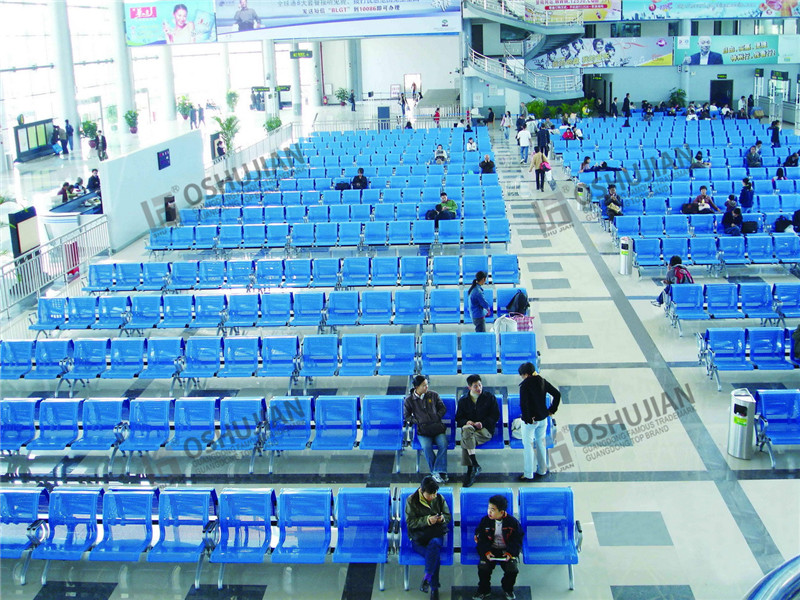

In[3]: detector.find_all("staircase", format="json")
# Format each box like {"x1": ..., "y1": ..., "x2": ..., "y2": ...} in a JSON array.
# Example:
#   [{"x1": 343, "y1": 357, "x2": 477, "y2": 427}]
[{"x1": 463, "y1": 0, "x2": 584, "y2": 36}]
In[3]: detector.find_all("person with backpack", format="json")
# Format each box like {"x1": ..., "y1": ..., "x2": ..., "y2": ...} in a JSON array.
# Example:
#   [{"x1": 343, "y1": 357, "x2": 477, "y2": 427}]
[
  {"x1": 468, "y1": 272, "x2": 492, "y2": 332},
  {"x1": 652, "y1": 256, "x2": 692, "y2": 307}
]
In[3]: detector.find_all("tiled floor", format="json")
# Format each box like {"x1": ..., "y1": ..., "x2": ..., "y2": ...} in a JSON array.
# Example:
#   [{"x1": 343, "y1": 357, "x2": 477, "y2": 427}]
[{"x1": 1, "y1": 123, "x2": 800, "y2": 600}]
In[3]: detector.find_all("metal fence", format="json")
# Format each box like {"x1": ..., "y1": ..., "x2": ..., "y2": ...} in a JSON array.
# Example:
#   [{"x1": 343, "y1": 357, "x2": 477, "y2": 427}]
[
  {"x1": 468, "y1": 48, "x2": 582, "y2": 94},
  {"x1": 0, "y1": 215, "x2": 110, "y2": 317},
  {"x1": 204, "y1": 123, "x2": 296, "y2": 185},
  {"x1": 464, "y1": 0, "x2": 583, "y2": 26}
]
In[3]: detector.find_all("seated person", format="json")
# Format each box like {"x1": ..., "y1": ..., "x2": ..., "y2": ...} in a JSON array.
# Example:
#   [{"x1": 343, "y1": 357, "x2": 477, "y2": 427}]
[
  {"x1": 652, "y1": 255, "x2": 693, "y2": 306},
  {"x1": 722, "y1": 207, "x2": 743, "y2": 235},
  {"x1": 667, "y1": 105, "x2": 678, "y2": 117},
  {"x1": 773, "y1": 167, "x2": 787, "y2": 184},
  {"x1": 73, "y1": 177, "x2": 87, "y2": 195},
  {"x1": 593, "y1": 161, "x2": 627, "y2": 173},
  {"x1": 87, "y1": 169, "x2": 100, "y2": 192},
  {"x1": 405, "y1": 121, "x2": 414, "y2": 129},
  {"x1": 690, "y1": 152, "x2": 710, "y2": 171},
  {"x1": 425, "y1": 204, "x2": 455, "y2": 224},
  {"x1": 720, "y1": 104, "x2": 731, "y2": 119},
  {"x1": 472, "y1": 495, "x2": 523, "y2": 600},
  {"x1": 686, "y1": 106, "x2": 698, "y2": 121},
  {"x1": 455, "y1": 374, "x2": 500, "y2": 488},
  {"x1": 745, "y1": 146, "x2": 762, "y2": 168},
  {"x1": 433, "y1": 145, "x2": 449, "y2": 164},
  {"x1": 438, "y1": 192, "x2": 457, "y2": 214},
  {"x1": 479, "y1": 154, "x2": 495, "y2": 174},
  {"x1": 58, "y1": 182, "x2": 71, "y2": 203},
  {"x1": 405, "y1": 476, "x2": 450, "y2": 600},
  {"x1": 693, "y1": 186, "x2": 720, "y2": 213},
  {"x1": 561, "y1": 128, "x2": 575, "y2": 140},
  {"x1": 643, "y1": 105, "x2": 654, "y2": 122},
  {"x1": 793, "y1": 208, "x2": 800, "y2": 230},
  {"x1": 603, "y1": 184, "x2": 623, "y2": 221},
  {"x1": 573, "y1": 125, "x2": 583, "y2": 140},
  {"x1": 785, "y1": 152, "x2": 799, "y2": 167},
  {"x1": 351, "y1": 167, "x2": 369, "y2": 190},
  {"x1": 466, "y1": 138, "x2": 477, "y2": 152},
  {"x1": 578, "y1": 156, "x2": 592, "y2": 173}
]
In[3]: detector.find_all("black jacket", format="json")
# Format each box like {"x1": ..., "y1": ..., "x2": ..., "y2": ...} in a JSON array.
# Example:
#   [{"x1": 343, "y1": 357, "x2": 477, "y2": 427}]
[
  {"x1": 456, "y1": 392, "x2": 499, "y2": 436},
  {"x1": 403, "y1": 391, "x2": 446, "y2": 428},
  {"x1": 474, "y1": 515, "x2": 523, "y2": 558},
  {"x1": 536, "y1": 128, "x2": 550, "y2": 150},
  {"x1": 520, "y1": 374, "x2": 560, "y2": 423}
]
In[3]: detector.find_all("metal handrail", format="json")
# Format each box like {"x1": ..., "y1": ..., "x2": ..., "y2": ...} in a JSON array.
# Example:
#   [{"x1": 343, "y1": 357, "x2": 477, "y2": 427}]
[
  {"x1": 504, "y1": 33, "x2": 544, "y2": 57},
  {"x1": 464, "y1": 0, "x2": 583, "y2": 26},
  {"x1": 468, "y1": 48, "x2": 581, "y2": 93},
  {"x1": 744, "y1": 554, "x2": 800, "y2": 600}
]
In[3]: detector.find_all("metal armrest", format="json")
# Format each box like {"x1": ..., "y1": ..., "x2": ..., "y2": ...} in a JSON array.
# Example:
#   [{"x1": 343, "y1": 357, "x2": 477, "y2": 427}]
[
  {"x1": 26, "y1": 519, "x2": 47, "y2": 546},
  {"x1": 114, "y1": 422, "x2": 129, "y2": 444},
  {"x1": 575, "y1": 520, "x2": 583, "y2": 552},
  {"x1": 203, "y1": 519, "x2": 219, "y2": 549},
  {"x1": 219, "y1": 308, "x2": 229, "y2": 324},
  {"x1": 27, "y1": 313, "x2": 37, "y2": 326},
  {"x1": 174, "y1": 356, "x2": 186, "y2": 374}
]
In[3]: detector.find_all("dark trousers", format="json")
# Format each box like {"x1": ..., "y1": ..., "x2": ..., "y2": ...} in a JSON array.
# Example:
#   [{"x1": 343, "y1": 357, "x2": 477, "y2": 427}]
[
  {"x1": 473, "y1": 317, "x2": 486, "y2": 332},
  {"x1": 655, "y1": 283, "x2": 672, "y2": 306},
  {"x1": 60, "y1": 139, "x2": 69, "y2": 154},
  {"x1": 535, "y1": 169, "x2": 545, "y2": 191},
  {"x1": 477, "y1": 558, "x2": 519, "y2": 594},
  {"x1": 411, "y1": 537, "x2": 443, "y2": 588}
]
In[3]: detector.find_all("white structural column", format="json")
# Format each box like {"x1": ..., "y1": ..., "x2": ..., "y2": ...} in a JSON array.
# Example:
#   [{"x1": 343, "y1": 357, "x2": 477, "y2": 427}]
[
  {"x1": 291, "y1": 42, "x2": 302, "y2": 116},
  {"x1": 48, "y1": 0, "x2": 80, "y2": 132},
  {"x1": 220, "y1": 42, "x2": 232, "y2": 98},
  {"x1": 308, "y1": 44, "x2": 323, "y2": 109},
  {"x1": 0, "y1": 74, "x2": 8, "y2": 173},
  {"x1": 679, "y1": 19, "x2": 691, "y2": 101},
  {"x1": 158, "y1": 45, "x2": 178, "y2": 121},
  {"x1": 461, "y1": 19, "x2": 472, "y2": 112},
  {"x1": 262, "y1": 39, "x2": 279, "y2": 115},
  {"x1": 346, "y1": 39, "x2": 361, "y2": 100},
  {"x1": 109, "y1": 0, "x2": 136, "y2": 132}
]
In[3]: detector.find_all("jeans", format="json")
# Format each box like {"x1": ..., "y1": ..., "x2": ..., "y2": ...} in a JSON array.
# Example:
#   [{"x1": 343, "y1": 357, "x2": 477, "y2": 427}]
[
  {"x1": 477, "y1": 558, "x2": 519, "y2": 594},
  {"x1": 522, "y1": 420, "x2": 549, "y2": 477},
  {"x1": 724, "y1": 226, "x2": 741, "y2": 236},
  {"x1": 67, "y1": 135, "x2": 73, "y2": 151},
  {"x1": 654, "y1": 283, "x2": 672, "y2": 306},
  {"x1": 412, "y1": 537, "x2": 443, "y2": 588},
  {"x1": 520, "y1": 146, "x2": 529, "y2": 163},
  {"x1": 504, "y1": 126, "x2": 510, "y2": 139},
  {"x1": 473, "y1": 317, "x2": 486, "y2": 332},
  {"x1": 418, "y1": 433, "x2": 448, "y2": 475}
]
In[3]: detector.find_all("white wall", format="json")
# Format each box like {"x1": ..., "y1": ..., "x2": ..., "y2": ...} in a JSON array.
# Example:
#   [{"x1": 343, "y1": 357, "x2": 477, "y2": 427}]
[
  {"x1": 481, "y1": 22, "x2": 505, "y2": 56},
  {"x1": 360, "y1": 35, "x2": 460, "y2": 95},
  {"x1": 321, "y1": 40, "x2": 348, "y2": 96},
  {"x1": 102, "y1": 130, "x2": 205, "y2": 251}
]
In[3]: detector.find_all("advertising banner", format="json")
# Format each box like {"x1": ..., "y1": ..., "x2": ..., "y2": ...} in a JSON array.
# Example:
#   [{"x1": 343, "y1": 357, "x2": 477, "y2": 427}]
[
  {"x1": 528, "y1": 36, "x2": 673, "y2": 69},
  {"x1": 778, "y1": 35, "x2": 800, "y2": 63},
  {"x1": 674, "y1": 35, "x2": 779, "y2": 66},
  {"x1": 214, "y1": 0, "x2": 461, "y2": 40},
  {"x1": 124, "y1": 1, "x2": 217, "y2": 46},
  {"x1": 622, "y1": 0, "x2": 800, "y2": 20},
  {"x1": 532, "y1": 0, "x2": 623, "y2": 21}
]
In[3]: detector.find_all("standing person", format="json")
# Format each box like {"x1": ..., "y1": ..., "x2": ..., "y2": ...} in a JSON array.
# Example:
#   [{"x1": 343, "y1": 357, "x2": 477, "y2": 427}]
[
  {"x1": 516, "y1": 126, "x2": 532, "y2": 164},
  {"x1": 519, "y1": 102, "x2": 528, "y2": 118},
  {"x1": 652, "y1": 256, "x2": 693, "y2": 306},
  {"x1": 456, "y1": 375, "x2": 500, "y2": 487},
  {"x1": 190, "y1": 104, "x2": 198, "y2": 129},
  {"x1": 433, "y1": 107, "x2": 441, "y2": 128},
  {"x1": 216, "y1": 138, "x2": 225, "y2": 158},
  {"x1": 404, "y1": 376, "x2": 449, "y2": 483},
  {"x1": 58, "y1": 125, "x2": 69, "y2": 155},
  {"x1": 517, "y1": 361, "x2": 560, "y2": 481},
  {"x1": 747, "y1": 94, "x2": 755, "y2": 117},
  {"x1": 468, "y1": 271, "x2": 491, "y2": 332},
  {"x1": 622, "y1": 93, "x2": 632, "y2": 118},
  {"x1": 739, "y1": 178, "x2": 754, "y2": 213},
  {"x1": 198, "y1": 104, "x2": 205, "y2": 125},
  {"x1": 405, "y1": 476, "x2": 450, "y2": 600},
  {"x1": 64, "y1": 120, "x2": 74, "y2": 152},
  {"x1": 399, "y1": 93, "x2": 408, "y2": 117},
  {"x1": 411, "y1": 82, "x2": 418, "y2": 101},
  {"x1": 95, "y1": 130, "x2": 107, "y2": 161},
  {"x1": 500, "y1": 111, "x2": 512, "y2": 140},
  {"x1": 529, "y1": 146, "x2": 546, "y2": 192},
  {"x1": 769, "y1": 120, "x2": 781, "y2": 148},
  {"x1": 486, "y1": 107, "x2": 495, "y2": 128},
  {"x1": 536, "y1": 123, "x2": 551, "y2": 158},
  {"x1": 349, "y1": 90, "x2": 356, "y2": 112},
  {"x1": 610, "y1": 96, "x2": 618, "y2": 118},
  {"x1": 472, "y1": 495, "x2": 523, "y2": 600}
]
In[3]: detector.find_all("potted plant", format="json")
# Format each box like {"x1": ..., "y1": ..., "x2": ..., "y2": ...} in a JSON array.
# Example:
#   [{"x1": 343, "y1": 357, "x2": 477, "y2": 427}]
[
  {"x1": 213, "y1": 115, "x2": 240, "y2": 157},
  {"x1": 264, "y1": 116, "x2": 282, "y2": 132},
  {"x1": 81, "y1": 120, "x2": 98, "y2": 147},
  {"x1": 226, "y1": 90, "x2": 240, "y2": 113},
  {"x1": 106, "y1": 105, "x2": 118, "y2": 131},
  {"x1": 334, "y1": 88, "x2": 349, "y2": 106},
  {"x1": 668, "y1": 88, "x2": 687, "y2": 108},
  {"x1": 176, "y1": 95, "x2": 193, "y2": 120},
  {"x1": 124, "y1": 109, "x2": 139, "y2": 134}
]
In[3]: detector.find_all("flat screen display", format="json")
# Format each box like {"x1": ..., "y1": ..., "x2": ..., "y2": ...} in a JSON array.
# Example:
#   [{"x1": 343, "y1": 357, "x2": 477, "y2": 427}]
[{"x1": 157, "y1": 149, "x2": 171, "y2": 170}]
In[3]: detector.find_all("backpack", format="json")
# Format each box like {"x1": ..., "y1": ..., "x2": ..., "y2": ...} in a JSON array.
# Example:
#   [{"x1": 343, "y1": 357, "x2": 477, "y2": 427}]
[
  {"x1": 774, "y1": 216, "x2": 792, "y2": 233},
  {"x1": 674, "y1": 265, "x2": 694, "y2": 284},
  {"x1": 742, "y1": 221, "x2": 758, "y2": 234},
  {"x1": 334, "y1": 181, "x2": 351, "y2": 191},
  {"x1": 425, "y1": 209, "x2": 438, "y2": 221},
  {"x1": 506, "y1": 290, "x2": 530, "y2": 315}
]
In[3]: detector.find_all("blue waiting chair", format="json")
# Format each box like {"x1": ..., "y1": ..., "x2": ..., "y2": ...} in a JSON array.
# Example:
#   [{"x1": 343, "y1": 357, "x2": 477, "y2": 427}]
[
  {"x1": 705, "y1": 284, "x2": 744, "y2": 319},
  {"x1": 421, "y1": 333, "x2": 458, "y2": 375},
  {"x1": 432, "y1": 255, "x2": 460, "y2": 286},
  {"x1": 740, "y1": 283, "x2": 780, "y2": 325},
  {"x1": 27, "y1": 398, "x2": 81, "y2": 452},
  {"x1": 258, "y1": 293, "x2": 292, "y2": 327},
  {"x1": 119, "y1": 398, "x2": 172, "y2": 475},
  {"x1": 311, "y1": 396, "x2": 359, "y2": 450},
  {"x1": 749, "y1": 328, "x2": 795, "y2": 371},
  {"x1": 379, "y1": 333, "x2": 417, "y2": 375},
  {"x1": 160, "y1": 295, "x2": 193, "y2": 329},
  {"x1": 0, "y1": 340, "x2": 35, "y2": 379},
  {"x1": 264, "y1": 396, "x2": 313, "y2": 474},
  {"x1": 84, "y1": 264, "x2": 114, "y2": 293},
  {"x1": 89, "y1": 487, "x2": 159, "y2": 563},
  {"x1": 339, "y1": 334, "x2": 377, "y2": 376},
  {"x1": 102, "y1": 337, "x2": 146, "y2": 379},
  {"x1": 292, "y1": 292, "x2": 325, "y2": 328},
  {"x1": 58, "y1": 338, "x2": 110, "y2": 397},
  {"x1": 64, "y1": 297, "x2": 97, "y2": 330},
  {"x1": 342, "y1": 256, "x2": 370, "y2": 288},
  {"x1": 217, "y1": 337, "x2": 260, "y2": 378},
  {"x1": 360, "y1": 291, "x2": 393, "y2": 325},
  {"x1": 29, "y1": 298, "x2": 66, "y2": 338},
  {"x1": 255, "y1": 259, "x2": 284, "y2": 289},
  {"x1": 499, "y1": 332, "x2": 538, "y2": 372},
  {"x1": 312, "y1": 258, "x2": 340, "y2": 288},
  {"x1": 429, "y1": 289, "x2": 461, "y2": 325},
  {"x1": 491, "y1": 255, "x2": 520, "y2": 285},
  {"x1": 178, "y1": 337, "x2": 222, "y2": 394},
  {"x1": 258, "y1": 336, "x2": 299, "y2": 379},
  {"x1": 71, "y1": 398, "x2": 130, "y2": 473},
  {"x1": 326, "y1": 291, "x2": 360, "y2": 326},
  {"x1": 139, "y1": 337, "x2": 185, "y2": 395},
  {"x1": 398, "y1": 487, "x2": 454, "y2": 590},
  {"x1": 299, "y1": 335, "x2": 338, "y2": 386},
  {"x1": 371, "y1": 257, "x2": 399, "y2": 286},
  {"x1": 461, "y1": 332, "x2": 498, "y2": 373},
  {"x1": 668, "y1": 284, "x2": 709, "y2": 336},
  {"x1": 271, "y1": 488, "x2": 333, "y2": 564},
  {"x1": 139, "y1": 262, "x2": 171, "y2": 291},
  {"x1": 93, "y1": 295, "x2": 131, "y2": 330},
  {"x1": 223, "y1": 294, "x2": 259, "y2": 333},
  {"x1": 0, "y1": 487, "x2": 49, "y2": 584},
  {"x1": 359, "y1": 395, "x2": 404, "y2": 472},
  {"x1": 755, "y1": 390, "x2": 800, "y2": 468},
  {"x1": 0, "y1": 398, "x2": 39, "y2": 452},
  {"x1": 703, "y1": 328, "x2": 753, "y2": 391},
  {"x1": 215, "y1": 397, "x2": 266, "y2": 474},
  {"x1": 394, "y1": 290, "x2": 426, "y2": 326},
  {"x1": 25, "y1": 339, "x2": 73, "y2": 381},
  {"x1": 124, "y1": 295, "x2": 162, "y2": 332},
  {"x1": 166, "y1": 397, "x2": 217, "y2": 452}
]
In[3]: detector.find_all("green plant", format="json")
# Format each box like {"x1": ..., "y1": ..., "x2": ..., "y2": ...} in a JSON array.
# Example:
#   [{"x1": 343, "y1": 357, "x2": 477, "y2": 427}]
[
  {"x1": 668, "y1": 88, "x2": 687, "y2": 108},
  {"x1": 526, "y1": 100, "x2": 550, "y2": 119},
  {"x1": 176, "y1": 95, "x2": 193, "y2": 118},
  {"x1": 334, "y1": 88, "x2": 349, "y2": 104},
  {"x1": 264, "y1": 116, "x2": 282, "y2": 132},
  {"x1": 106, "y1": 105, "x2": 118, "y2": 123},
  {"x1": 81, "y1": 119, "x2": 98, "y2": 139},
  {"x1": 213, "y1": 115, "x2": 241, "y2": 155},
  {"x1": 124, "y1": 109, "x2": 139, "y2": 129},
  {"x1": 226, "y1": 90, "x2": 240, "y2": 113}
]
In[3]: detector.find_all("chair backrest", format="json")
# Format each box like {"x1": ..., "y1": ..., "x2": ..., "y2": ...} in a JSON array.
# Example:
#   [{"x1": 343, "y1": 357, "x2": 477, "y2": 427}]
[
  {"x1": 97, "y1": 487, "x2": 159, "y2": 552},
  {"x1": 36, "y1": 297, "x2": 67, "y2": 325},
  {"x1": 359, "y1": 395, "x2": 404, "y2": 450},
  {"x1": 301, "y1": 335, "x2": 339, "y2": 373},
  {"x1": 706, "y1": 328, "x2": 747, "y2": 360},
  {"x1": 276, "y1": 488, "x2": 333, "y2": 554},
  {"x1": 312, "y1": 396, "x2": 359, "y2": 448},
  {"x1": 108, "y1": 338, "x2": 146, "y2": 370},
  {"x1": 214, "y1": 488, "x2": 275, "y2": 557},
  {"x1": 185, "y1": 336, "x2": 222, "y2": 369},
  {"x1": 34, "y1": 339, "x2": 74, "y2": 369},
  {"x1": 748, "y1": 327, "x2": 787, "y2": 360},
  {"x1": 0, "y1": 487, "x2": 49, "y2": 554},
  {"x1": 379, "y1": 333, "x2": 417, "y2": 372},
  {"x1": 146, "y1": 337, "x2": 185, "y2": 370},
  {"x1": 156, "y1": 488, "x2": 217, "y2": 543},
  {"x1": 127, "y1": 398, "x2": 172, "y2": 444},
  {"x1": 518, "y1": 487, "x2": 576, "y2": 559},
  {"x1": 37, "y1": 398, "x2": 81, "y2": 439},
  {"x1": 340, "y1": 334, "x2": 377, "y2": 374},
  {"x1": 499, "y1": 332, "x2": 538, "y2": 371},
  {"x1": 45, "y1": 487, "x2": 104, "y2": 547},
  {"x1": 79, "y1": 398, "x2": 129, "y2": 439},
  {"x1": 0, "y1": 399, "x2": 39, "y2": 448},
  {"x1": 421, "y1": 333, "x2": 458, "y2": 374},
  {"x1": 459, "y1": 488, "x2": 514, "y2": 565},
  {"x1": 261, "y1": 336, "x2": 299, "y2": 372},
  {"x1": 0, "y1": 340, "x2": 35, "y2": 370},
  {"x1": 705, "y1": 283, "x2": 738, "y2": 309},
  {"x1": 222, "y1": 337, "x2": 260, "y2": 370},
  {"x1": 334, "y1": 488, "x2": 391, "y2": 559},
  {"x1": 172, "y1": 397, "x2": 217, "y2": 448},
  {"x1": 755, "y1": 390, "x2": 800, "y2": 424},
  {"x1": 218, "y1": 397, "x2": 266, "y2": 451}
]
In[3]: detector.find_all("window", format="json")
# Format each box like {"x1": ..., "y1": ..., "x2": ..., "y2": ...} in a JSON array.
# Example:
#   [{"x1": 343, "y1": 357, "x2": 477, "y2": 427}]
[
  {"x1": 713, "y1": 20, "x2": 722, "y2": 35},
  {"x1": 584, "y1": 24, "x2": 596, "y2": 38},
  {"x1": 667, "y1": 21, "x2": 679, "y2": 37},
  {"x1": 610, "y1": 23, "x2": 640, "y2": 38},
  {"x1": 690, "y1": 21, "x2": 699, "y2": 35}
]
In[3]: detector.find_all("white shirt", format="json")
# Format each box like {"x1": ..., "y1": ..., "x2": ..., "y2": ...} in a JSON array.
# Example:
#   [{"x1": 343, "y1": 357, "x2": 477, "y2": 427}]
[
  {"x1": 517, "y1": 129, "x2": 532, "y2": 147},
  {"x1": 492, "y1": 520, "x2": 506, "y2": 549}
]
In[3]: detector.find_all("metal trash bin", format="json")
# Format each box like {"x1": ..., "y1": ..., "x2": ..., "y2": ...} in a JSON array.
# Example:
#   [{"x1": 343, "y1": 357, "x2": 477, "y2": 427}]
[
  {"x1": 619, "y1": 236, "x2": 633, "y2": 275},
  {"x1": 164, "y1": 195, "x2": 177, "y2": 223},
  {"x1": 727, "y1": 388, "x2": 756, "y2": 459}
]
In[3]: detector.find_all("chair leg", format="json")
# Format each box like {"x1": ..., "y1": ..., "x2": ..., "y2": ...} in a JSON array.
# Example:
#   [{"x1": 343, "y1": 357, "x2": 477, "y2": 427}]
[
  {"x1": 269, "y1": 450, "x2": 275, "y2": 475},
  {"x1": 766, "y1": 440, "x2": 776, "y2": 469},
  {"x1": 568, "y1": 564, "x2": 575, "y2": 590},
  {"x1": 194, "y1": 554, "x2": 205, "y2": 589},
  {"x1": 394, "y1": 450, "x2": 401, "y2": 474},
  {"x1": 249, "y1": 447, "x2": 257, "y2": 474},
  {"x1": 415, "y1": 450, "x2": 420, "y2": 474},
  {"x1": 379, "y1": 563, "x2": 385, "y2": 591},
  {"x1": 217, "y1": 563, "x2": 225, "y2": 590},
  {"x1": 19, "y1": 550, "x2": 32, "y2": 585},
  {"x1": 109, "y1": 444, "x2": 120, "y2": 476},
  {"x1": 125, "y1": 451, "x2": 134, "y2": 476},
  {"x1": 54, "y1": 378, "x2": 65, "y2": 398},
  {"x1": 404, "y1": 565, "x2": 410, "y2": 591},
  {"x1": 713, "y1": 368, "x2": 722, "y2": 392},
  {"x1": 41, "y1": 559, "x2": 50, "y2": 586}
]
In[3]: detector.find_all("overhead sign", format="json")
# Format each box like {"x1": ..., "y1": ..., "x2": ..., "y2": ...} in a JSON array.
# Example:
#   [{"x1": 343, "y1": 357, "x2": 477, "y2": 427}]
[
  {"x1": 623, "y1": 0, "x2": 800, "y2": 20},
  {"x1": 290, "y1": 50, "x2": 313, "y2": 59},
  {"x1": 771, "y1": 70, "x2": 789, "y2": 81},
  {"x1": 124, "y1": 0, "x2": 217, "y2": 46},
  {"x1": 533, "y1": 0, "x2": 622, "y2": 22},
  {"x1": 528, "y1": 36, "x2": 673, "y2": 70},
  {"x1": 674, "y1": 35, "x2": 779, "y2": 66}
]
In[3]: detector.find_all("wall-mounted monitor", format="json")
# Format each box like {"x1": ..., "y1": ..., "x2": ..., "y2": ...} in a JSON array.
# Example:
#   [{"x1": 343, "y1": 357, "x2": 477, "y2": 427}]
[{"x1": 157, "y1": 149, "x2": 171, "y2": 170}]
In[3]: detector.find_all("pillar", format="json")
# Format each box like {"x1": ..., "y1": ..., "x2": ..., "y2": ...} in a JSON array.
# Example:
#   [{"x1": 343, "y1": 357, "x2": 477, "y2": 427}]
[
  {"x1": 679, "y1": 19, "x2": 691, "y2": 102},
  {"x1": 0, "y1": 74, "x2": 8, "y2": 173},
  {"x1": 109, "y1": 0, "x2": 136, "y2": 132},
  {"x1": 220, "y1": 42, "x2": 232, "y2": 100},
  {"x1": 461, "y1": 19, "x2": 472, "y2": 112},
  {"x1": 309, "y1": 44, "x2": 323, "y2": 109},
  {"x1": 158, "y1": 45, "x2": 177, "y2": 121},
  {"x1": 346, "y1": 39, "x2": 362, "y2": 100},
  {"x1": 48, "y1": 0, "x2": 80, "y2": 136},
  {"x1": 291, "y1": 42, "x2": 302, "y2": 117},
  {"x1": 262, "y1": 39, "x2": 279, "y2": 115}
]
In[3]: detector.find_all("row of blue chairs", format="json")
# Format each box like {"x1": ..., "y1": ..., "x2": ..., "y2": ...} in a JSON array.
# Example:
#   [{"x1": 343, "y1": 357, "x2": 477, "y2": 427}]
[
  {"x1": 0, "y1": 391, "x2": 550, "y2": 477},
  {"x1": 602, "y1": 196, "x2": 800, "y2": 219},
  {"x1": 1, "y1": 331, "x2": 539, "y2": 396},
  {"x1": 182, "y1": 199, "x2": 506, "y2": 226},
  {"x1": 664, "y1": 283, "x2": 800, "y2": 336},
  {"x1": 696, "y1": 328, "x2": 800, "y2": 390},
  {"x1": 614, "y1": 214, "x2": 797, "y2": 240},
  {"x1": 83, "y1": 255, "x2": 520, "y2": 293},
  {"x1": 30, "y1": 286, "x2": 527, "y2": 336},
  {"x1": 234, "y1": 163, "x2": 493, "y2": 183},
  {"x1": 754, "y1": 389, "x2": 800, "y2": 468},
  {"x1": 146, "y1": 219, "x2": 512, "y2": 253},
  {"x1": 0, "y1": 485, "x2": 579, "y2": 591},
  {"x1": 632, "y1": 235, "x2": 800, "y2": 277}
]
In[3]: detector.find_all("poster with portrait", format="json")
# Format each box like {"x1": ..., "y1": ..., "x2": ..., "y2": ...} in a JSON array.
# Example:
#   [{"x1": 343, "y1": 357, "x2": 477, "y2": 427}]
[
  {"x1": 673, "y1": 35, "x2": 779, "y2": 66},
  {"x1": 214, "y1": 0, "x2": 461, "y2": 40},
  {"x1": 528, "y1": 36, "x2": 673, "y2": 70},
  {"x1": 124, "y1": 1, "x2": 217, "y2": 46},
  {"x1": 623, "y1": 0, "x2": 800, "y2": 20}
]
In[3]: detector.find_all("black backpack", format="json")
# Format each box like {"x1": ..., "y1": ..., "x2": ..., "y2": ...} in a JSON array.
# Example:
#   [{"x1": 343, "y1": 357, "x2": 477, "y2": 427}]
[
  {"x1": 506, "y1": 291, "x2": 530, "y2": 315},
  {"x1": 334, "y1": 181, "x2": 351, "y2": 191},
  {"x1": 774, "y1": 216, "x2": 792, "y2": 233}
]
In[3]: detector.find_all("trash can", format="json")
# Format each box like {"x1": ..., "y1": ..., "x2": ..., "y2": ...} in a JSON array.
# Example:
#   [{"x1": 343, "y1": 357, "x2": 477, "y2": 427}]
[
  {"x1": 727, "y1": 388, "x2": 756, "y2": 459},
  {"x1": 164, "y1": 195, "x2": 177, "y2": 223},
  {"x1": 619, "y1": 236, "x2": 633, "y2": 275}
]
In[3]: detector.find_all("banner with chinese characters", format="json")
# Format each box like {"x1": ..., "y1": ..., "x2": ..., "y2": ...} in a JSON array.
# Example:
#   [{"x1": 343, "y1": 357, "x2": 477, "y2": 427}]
[
  {"x1": 622, "y1": 0, "x2": 800, "y2": 20},
  {"x1": 673, "y1": 35, "x2": 779, "y2": 66},
  {"x1": 124, "y1": 1, "x2": 217, "y2": 46},
  {"x1": 214, "y1": 0, "x2": 461, "y2": 40},
  {"x1": 531, "y1": 0, "x2": 623, "y2": 21},
  {"x1": 528, "y1": 36, "x2": 673, "y2": 69}
]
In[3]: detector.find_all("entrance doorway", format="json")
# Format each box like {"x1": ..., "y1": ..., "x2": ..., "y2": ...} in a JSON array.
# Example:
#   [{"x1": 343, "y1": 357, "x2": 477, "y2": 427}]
[
  {"x1": 710, "y1": 80, "x2": 733, "y2": 108},
  {"x1": 404, "y1": 73, "x2": 421, "y2": 99}
]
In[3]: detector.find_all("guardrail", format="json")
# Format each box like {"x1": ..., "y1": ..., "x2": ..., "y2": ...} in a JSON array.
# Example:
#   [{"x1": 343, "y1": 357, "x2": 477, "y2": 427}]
[
  {"x1": 504, "y1": 34, "x2": 544, "y2": 57},
  {"x1": 205, "y1": 123, "x2": 296, "y2": 182},
  {"x1": 0, "y1": 215, "x2": 110, "y2": 317},
  {"x1": 744, "y1": 554, "x2": 800, "y2": 600},
  {"x1": 464, "y1": 0, "x2": 583, "y2": 26},
  {"x1": 468, "y1": 48, "x2": 582, "y2": 94}
]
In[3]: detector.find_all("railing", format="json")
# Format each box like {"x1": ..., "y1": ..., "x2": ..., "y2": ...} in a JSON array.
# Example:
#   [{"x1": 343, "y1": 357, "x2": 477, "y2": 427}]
[
  {"x1": 0, "y1": 215, "x2": 110, "y2": 317},
  {"x1": 744, "y1": 554, "x2": 800, "y2": 600},
  {"x1": 468, "y1": 48, "x2": 582, "y2": 93},
  {"x1": 464, "y1": 0, "x2": 583, "y2": 26},
  {"x1": 465, "y1": 0, "x2": 526, "y2": 20},
  {"x1": 205, "y1": 123, "x2": 296, "y2": 184},
  {"x1": 504, "y1": 34, "x2": 544, "y2": 57},
  {"x1": 308, "y1": 106, "x2": 464, "y2": 134}
]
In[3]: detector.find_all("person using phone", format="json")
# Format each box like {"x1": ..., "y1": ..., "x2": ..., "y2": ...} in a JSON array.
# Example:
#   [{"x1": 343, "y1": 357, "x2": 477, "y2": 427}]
[
  {"x1": 405, "y1": 476, "x2": 451, "y2": 600},
  {"x1": 472, "y1": 495, "x2": 523, "y2": 600}
]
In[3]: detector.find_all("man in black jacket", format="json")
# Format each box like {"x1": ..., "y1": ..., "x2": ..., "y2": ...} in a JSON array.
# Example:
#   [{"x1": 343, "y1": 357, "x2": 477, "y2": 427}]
[
  {"x1": 473, "y1": 495, "x2": 523, "y2": 600},
  {"x1": 535, "y1": 124, "x2": 550, "y2": 159},
  {"x1": 404, "y1": 375, "x2": 449, "y2": 483},
  {"x1": 518, "y1": 362, "x2": 560, "y2": 480},
  {"x1": 456, "y1": 374, "x2": 500, "y2": 487}
]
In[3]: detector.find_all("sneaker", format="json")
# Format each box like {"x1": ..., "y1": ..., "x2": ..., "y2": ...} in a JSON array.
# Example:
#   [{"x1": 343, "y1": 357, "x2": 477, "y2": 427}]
[
  {"x1": 472, "y1": 592, "x2": 491, "y2": 600},
  {"x1": 518, "y1": 475, "x2": 534, "y2": 482},
  {"x1": 431, "y1": 473, "x2": 444, "y2": 484},
  {"x1": 505, "y1": 592, "x2": 517, "y2": 600},
  {"x1": 650, "y1": 300, "x2": 662, "y2": 307},
  {"x1": 419, "y1": 578, "x2": 430, "y2": 593},
  {"x1": 533, "y1": 471, "x2": 549, "y2": 480}
]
